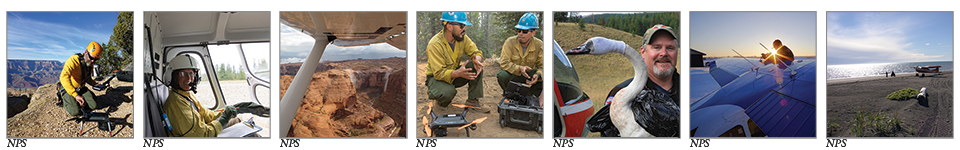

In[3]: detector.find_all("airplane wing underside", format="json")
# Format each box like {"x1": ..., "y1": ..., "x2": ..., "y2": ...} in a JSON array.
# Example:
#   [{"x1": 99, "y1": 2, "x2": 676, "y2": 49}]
[{"x1": 279, "y1": 12, "x2": 406, "y2": 50}]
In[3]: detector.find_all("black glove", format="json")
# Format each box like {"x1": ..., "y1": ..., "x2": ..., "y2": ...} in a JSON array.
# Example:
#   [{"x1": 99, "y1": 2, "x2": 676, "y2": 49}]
[
  {"x1": 217, "y1": 106, "x2": 238, "y2": 127},
  {"x1": 233, "y1": 102, "x2": 270, "y2": 117}
]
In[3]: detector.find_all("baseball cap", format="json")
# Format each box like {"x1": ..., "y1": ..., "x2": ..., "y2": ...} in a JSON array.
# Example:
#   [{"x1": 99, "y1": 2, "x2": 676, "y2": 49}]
[{"x1": 642, "y1": 24, "x2": 677, "y2": 46}]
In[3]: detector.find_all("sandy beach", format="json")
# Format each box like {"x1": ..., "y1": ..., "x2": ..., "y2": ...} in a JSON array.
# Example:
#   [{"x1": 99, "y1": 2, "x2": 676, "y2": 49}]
[{"x1": 827, "y1": 70, "x2": 953, "y2": 137}]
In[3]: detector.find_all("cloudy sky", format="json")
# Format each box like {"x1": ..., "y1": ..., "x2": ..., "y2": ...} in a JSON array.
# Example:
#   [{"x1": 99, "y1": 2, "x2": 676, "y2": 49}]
[
  {"x1": 279, "y1": 23, "x2": 405, "y2": 64},
  {"x1": 7, "y1": 12, "x2": 118, "y2": 62},
  {"x1": 827, "y1": 12, "x2": 953, "y2": 65},
  {"x1": 690, "y1": 12, "x2": 817, "y2": 58}
]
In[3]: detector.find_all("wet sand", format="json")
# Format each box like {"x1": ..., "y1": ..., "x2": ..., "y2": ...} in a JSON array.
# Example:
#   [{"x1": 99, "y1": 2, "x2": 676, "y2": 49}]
[{"x1": 827, "y1": 70, "x2": 952, "y2": 137}]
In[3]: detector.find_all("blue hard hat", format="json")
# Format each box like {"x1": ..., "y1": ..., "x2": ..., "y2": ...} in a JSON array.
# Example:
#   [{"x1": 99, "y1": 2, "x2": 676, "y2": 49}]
[
  {"x1": 441, "y1": 12, "x2": 472, "y2": 26},
  {"x1": 514, "y1": 13, "x2": 539, "y2": 30}
]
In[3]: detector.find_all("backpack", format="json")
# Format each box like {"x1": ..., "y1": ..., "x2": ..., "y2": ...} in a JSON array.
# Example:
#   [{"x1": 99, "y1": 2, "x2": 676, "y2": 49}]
[{"x1": 57, "y1": 53, "x2": 91, "y2": 103}]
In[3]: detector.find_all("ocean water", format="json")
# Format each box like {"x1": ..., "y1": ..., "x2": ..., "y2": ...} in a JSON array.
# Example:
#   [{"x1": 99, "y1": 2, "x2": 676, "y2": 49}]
[{"x1": 827, "y1": 61, "x2": 953, "y2": 79}]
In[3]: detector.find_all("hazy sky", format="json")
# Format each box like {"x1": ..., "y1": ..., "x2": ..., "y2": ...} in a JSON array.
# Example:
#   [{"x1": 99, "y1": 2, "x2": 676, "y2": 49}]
[
  {"x1": 6, "y1": 12, "x2": 117, "y2": 62},
  {"x1": 690, "y1": 12, "x2": 816, "y2": 57},
  {"x1": 279, "y1": 23, "x2": 405, "y2": 64},
  {"x1": 207, "y1": 43, "x2": 271, "y2": 72},
  {"x1": 827, "y1": 12, "x2": 953, "y2": 65}
]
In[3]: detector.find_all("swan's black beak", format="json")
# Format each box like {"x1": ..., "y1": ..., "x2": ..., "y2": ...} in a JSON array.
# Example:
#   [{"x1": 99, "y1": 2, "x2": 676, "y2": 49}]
[{"x1": 566, "y1": 44, "x2": 590, "y2": 55}]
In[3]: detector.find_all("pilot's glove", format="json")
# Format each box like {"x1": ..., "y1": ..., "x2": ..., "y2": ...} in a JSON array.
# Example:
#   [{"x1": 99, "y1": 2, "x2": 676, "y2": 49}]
[
  {"x1": 217, "y1": 106, "x2": 238, "y2": 127},
  {"x1": 233, "y1": 102, "x2": 270, "y2": 117}
]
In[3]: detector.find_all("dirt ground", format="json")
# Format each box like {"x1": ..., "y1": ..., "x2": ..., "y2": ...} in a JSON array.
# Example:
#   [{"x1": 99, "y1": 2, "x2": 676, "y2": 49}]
[
  {"x1": 415, "y1": 60, "x2": 543, "y2": 137},
  {"x1": 827, "y1": 71, "x2": 953, "y2": 137},
  {"x1": 7, "y1": 79, "x2": 134, "y2": 137}
]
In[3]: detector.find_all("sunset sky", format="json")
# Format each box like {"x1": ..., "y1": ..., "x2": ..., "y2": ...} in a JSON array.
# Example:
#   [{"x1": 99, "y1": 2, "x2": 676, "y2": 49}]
[{"x1": 690, "y1": 12, "x2": 817, "y2": 58}]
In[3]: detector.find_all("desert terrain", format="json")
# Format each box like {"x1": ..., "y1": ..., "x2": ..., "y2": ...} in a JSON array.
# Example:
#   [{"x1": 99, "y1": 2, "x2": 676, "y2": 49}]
[
  {"x1": 280, "y1": 57, "x2": 406, "y2": 137},
  {"x1": 8, "y1": 78, "x2": 134, "y2": 137}
]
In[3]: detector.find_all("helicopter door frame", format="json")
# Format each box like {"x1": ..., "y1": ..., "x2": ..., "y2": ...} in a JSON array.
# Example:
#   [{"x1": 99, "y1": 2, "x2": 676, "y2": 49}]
[
  {"x1": 144, "y1": 23, "x2": 168, "y2": 137},
  {"x1": 235, "y1": 43, "x2": 270, "y2": 105}
]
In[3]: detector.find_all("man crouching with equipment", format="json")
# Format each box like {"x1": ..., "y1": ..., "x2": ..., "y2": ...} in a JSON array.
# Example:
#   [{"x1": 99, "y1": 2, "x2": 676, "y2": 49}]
[{"x1": 60, "y1": 41, "x2": 106, "y2": 116}]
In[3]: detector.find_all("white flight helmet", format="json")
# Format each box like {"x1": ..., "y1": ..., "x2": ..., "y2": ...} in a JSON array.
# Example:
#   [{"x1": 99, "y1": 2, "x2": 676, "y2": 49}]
[{"x1": 163, "y1": 55, "x2": 200, "y2": 91}]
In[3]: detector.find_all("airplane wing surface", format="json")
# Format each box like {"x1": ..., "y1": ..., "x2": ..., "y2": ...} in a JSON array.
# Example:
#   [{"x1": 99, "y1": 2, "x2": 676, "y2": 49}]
[
  {"x1": 709, "y1": 58, "x2": 761, "y2": 86},
  {"x1": 692, "y1": 60, "x2": 816, "y2": 137},
  {"x1": 744, "y1": 61, "x2": 816, "y2": 137},
  {"x1": 690, "y1": 67, "x2": 720, "y2": 101}
]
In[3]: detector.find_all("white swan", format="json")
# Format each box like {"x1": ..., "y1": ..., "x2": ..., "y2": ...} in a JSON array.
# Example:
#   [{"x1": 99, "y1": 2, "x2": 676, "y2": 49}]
[{"x1": 573, "y1": 37, "x2": 652, "y2": 137}]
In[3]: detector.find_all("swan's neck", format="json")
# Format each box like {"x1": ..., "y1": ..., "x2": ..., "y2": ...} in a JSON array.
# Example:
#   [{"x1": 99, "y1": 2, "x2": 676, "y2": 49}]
[{"x1": 610, "y1": 46, "x2": 651, "y2": 137}]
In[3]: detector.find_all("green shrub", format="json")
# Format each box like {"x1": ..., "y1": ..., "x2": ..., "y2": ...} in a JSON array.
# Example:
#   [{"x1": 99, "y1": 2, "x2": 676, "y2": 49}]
[
  {"x1": 578, "y1": 20, "x2": 585, "y2": 31},
  {"x1": 886, "y1": 88, "x2": 919, "y2": 100}
]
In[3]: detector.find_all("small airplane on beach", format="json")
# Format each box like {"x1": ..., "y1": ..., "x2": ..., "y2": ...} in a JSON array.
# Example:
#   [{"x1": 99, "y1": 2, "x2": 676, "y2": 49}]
[{"x1": 911, "y1": 65, "x2": 941, "y2": 77}]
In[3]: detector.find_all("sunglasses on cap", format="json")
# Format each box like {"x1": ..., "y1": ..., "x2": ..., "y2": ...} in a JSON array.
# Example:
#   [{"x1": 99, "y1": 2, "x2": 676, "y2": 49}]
[{"x1": 517, "y1": 29, "x2": 535, "y2": 34}]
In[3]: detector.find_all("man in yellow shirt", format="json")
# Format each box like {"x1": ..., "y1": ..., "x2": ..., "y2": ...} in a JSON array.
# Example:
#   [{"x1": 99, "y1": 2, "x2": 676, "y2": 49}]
[
  {"x1": 60, "y1": 41, "x2": 103, "y2": 116},
  {"x1": 498, "y1": 13, "x2": 543, "y2": 97},
  {"x1": 425, "y1": 12, "x2": 485, "y2": 107}
]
